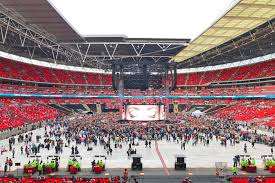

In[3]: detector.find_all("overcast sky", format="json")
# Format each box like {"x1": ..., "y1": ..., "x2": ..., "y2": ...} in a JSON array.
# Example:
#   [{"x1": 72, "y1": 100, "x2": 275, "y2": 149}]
[{"x1": 49, "y1": 0, "x2": 239, "y2": 40}]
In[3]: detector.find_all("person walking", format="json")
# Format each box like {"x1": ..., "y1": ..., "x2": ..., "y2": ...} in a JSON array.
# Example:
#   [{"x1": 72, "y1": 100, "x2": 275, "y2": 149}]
[
  {"x1": 71, "y1": 146, "x2": 74, "y2": 155},
  {"x1": 4, "y1": 162, "x2": 7, "y2": 175},
  {"x1": 12, "y1": 148, "x2": 15, "y2": 158},
  {"x1": 244, "y1": 143, "x2": 247, "y2": 153},
  {"x1": 110, "y1": 148, "x2": 113, "y2": 156},
  {"x1": 127, "y1": 149, "x2": 130, "y2": 159},
  {"x1": 181, "y1": 141, "x2": 186, "y2": 150},
  {"x1": 233, "y1": 156, "x2": 238, "y2": 167},
  {"x1": 8, "y1": 158, "x2": 13, "y2": 171}
]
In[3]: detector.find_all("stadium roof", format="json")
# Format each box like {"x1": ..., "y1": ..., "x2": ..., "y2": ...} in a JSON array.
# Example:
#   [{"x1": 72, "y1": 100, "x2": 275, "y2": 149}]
[
  {"x1": 48, "y1": 0, "x2": 237, "y2": 39},
  {"x1": 174, "y1": 0, "x2": 275, "y2": 63},
  {"x1": 0, "y1": 0, "x2": 274, "y2": 72},
  {"x1": 0, "y1": 0, "x2": 83, "y2": 42},
  {"x1": 0, "y1": 0, "x2": 189, "y2": 71}
]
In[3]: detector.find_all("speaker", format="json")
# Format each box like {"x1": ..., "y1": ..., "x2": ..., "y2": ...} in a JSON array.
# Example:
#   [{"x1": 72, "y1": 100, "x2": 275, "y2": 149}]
[
  {"x1": 172, "y1": 66, "x2": 177, "y2": 90},
  {"x1": 112, "y1": 64, "x2": 116, "y2": 90}
]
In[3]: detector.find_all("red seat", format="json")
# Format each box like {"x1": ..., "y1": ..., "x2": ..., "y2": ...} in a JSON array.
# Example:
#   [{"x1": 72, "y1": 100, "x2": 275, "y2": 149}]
[
  {"x1": 94, "y1": 165, "x2": 103, "y2": 174},
  {"x1": 44, "y1": 166, "x2": 52, "y2": 174},
  {"x1": 269, "y1": 166, "x2": 275, "y2": 173},
  {"x1": 246, "y1": 165, "x2": 257, "y2": 173},
  {"x1": 24, "y1": 166, "x2": 35, "y2": 174},
  {"x1": 70, "y1": 166, "x2": 77, "y2": 174}
]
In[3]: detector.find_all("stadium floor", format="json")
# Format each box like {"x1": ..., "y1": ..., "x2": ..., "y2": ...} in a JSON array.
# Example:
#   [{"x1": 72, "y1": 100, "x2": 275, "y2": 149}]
[{"x1": 0, "y1": 126, "x2": 273, "y2": 176}]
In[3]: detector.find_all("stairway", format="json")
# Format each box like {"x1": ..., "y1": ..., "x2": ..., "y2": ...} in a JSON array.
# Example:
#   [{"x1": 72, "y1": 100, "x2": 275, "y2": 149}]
[
  {"x1": 184, "y1": 73, "x2": 189, "y2": 85},
  {"x1": 228, "y1": 67, "x2": 240, "y2": 81},
  {"x1": 82, "y1": 104, "x2": 91, "y2": 112},
  {"x1": 47, "y1": 104, "x2": 72, "y2": 114}
]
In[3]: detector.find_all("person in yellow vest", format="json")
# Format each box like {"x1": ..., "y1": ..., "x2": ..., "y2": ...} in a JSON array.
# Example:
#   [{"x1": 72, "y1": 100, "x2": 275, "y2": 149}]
[
  {"x1": 241, "y1": 159, "x2": 246, "y2": 170},
  {"x1": 38, "y1": 161, "x2": 43, "y2": 175},
  {"x1": 50, "y1": 161, "x2": 56, "y2": 170},
  {"x1": 99, "y1": 160, "x2": 103, "y2": 167},
  {"x1": 68, "y1": 159, "x2": 73, "y2": 171},
  {"x1": 45, "y1": 161, "x2": 50, "y2": 167},
  {"x1": 232, "y1": 166, "x2": 237, "y2": 175},
  {"x1": 32, "y1": 160, "x2": 37, "y2": 169},
  {"x1": 266, "y1": 159, "x2": 272, "y2": 169},
  {"x1": 74, "y1": 161, "x2": 80, "y2": 171},
  {"x1": 24, "y1": 161, "x2": 31, "y2": 168},
  {"x1": 251, "y1": 158, "x2": 256, "y2": 166}
]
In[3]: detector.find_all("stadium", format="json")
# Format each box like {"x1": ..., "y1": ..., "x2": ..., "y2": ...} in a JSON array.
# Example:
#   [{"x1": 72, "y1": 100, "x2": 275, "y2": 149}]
[{"x1": 0, "y1": 0, "x2": 274, "y2": 182}]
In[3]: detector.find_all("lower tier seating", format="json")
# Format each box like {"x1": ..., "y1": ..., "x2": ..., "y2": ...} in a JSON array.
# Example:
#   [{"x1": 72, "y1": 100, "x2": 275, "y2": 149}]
[
  {"x1": 0, "y1": 101, "x2": 61, "y2": 130},
  {"x1": 213, "y1": 100, "x2": 274, "y2": 122}
]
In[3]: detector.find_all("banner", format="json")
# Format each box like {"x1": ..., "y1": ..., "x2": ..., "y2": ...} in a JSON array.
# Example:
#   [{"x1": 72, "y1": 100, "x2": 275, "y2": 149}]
[
  {"x1": 174, "y1": 103, "x2": 179, "y2": 114},
  {"x1": 96, "y1": 103, "x2": 102, "y2": 114}
]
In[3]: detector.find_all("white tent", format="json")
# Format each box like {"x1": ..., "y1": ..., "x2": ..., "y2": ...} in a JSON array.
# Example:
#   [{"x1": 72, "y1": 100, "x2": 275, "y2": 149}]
[{"x1": 191, "y1": 110, "x2": 205, "y2": 117}]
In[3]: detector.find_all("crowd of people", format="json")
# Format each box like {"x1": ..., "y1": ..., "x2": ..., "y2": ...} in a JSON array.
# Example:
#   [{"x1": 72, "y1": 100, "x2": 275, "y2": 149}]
[
  {"x1": 45, "y1": 112, "x2": 275, "y2": 158},
  {"x1": 1, "y1": 111, "x2": 274, "y2": 182}
]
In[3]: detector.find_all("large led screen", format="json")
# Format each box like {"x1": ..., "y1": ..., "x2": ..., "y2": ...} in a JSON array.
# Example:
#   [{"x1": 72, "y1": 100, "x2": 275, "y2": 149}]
[{"x1": 122, "y1": 105, "x2": 165, "y2": 121}]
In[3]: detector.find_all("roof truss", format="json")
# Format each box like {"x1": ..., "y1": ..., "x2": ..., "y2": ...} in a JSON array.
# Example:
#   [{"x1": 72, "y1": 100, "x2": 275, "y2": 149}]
[
  {"x1": 0, "y1": 7, "x2": 189, "y2": 70},
  {"x1": 174, "y1": 0, "x2": 275, "y2": 62}
]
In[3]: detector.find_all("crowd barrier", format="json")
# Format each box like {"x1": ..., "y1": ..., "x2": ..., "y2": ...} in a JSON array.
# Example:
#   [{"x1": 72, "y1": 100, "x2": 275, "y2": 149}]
[
  {"x1": 0, "y1": 177, "x2": 115, "y2": 183},
  {"x1": 0, "y1": 121, "x2": 46, "y2": 140},
  {"x1": 230, "y1": 177, "x2": 275, "y2": 183}
]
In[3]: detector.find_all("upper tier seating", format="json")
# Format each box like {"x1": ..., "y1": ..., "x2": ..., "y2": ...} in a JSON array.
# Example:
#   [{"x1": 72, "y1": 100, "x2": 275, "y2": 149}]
[
  {"x1": 0, "y1": 83, "x2": 273, "y2": 97},
  {"x1": 172, "y1": 85, "x2": 275, "y2": 96},
  {"x1": 0, "y1": 58, "x2": 111, "y2": 85},
  {"x1": 0, "y1": 58, "x2": 274, "y2": 86},
  {"x1": 177, "y1": 59, "x2": 275, "y2": 85}
]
